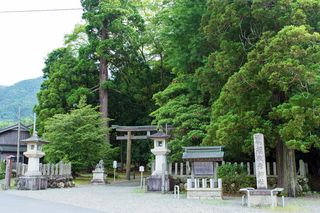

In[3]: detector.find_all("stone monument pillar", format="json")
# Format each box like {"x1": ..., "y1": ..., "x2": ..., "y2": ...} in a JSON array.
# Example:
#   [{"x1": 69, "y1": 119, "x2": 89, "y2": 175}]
[
  {"x1": 147, "y1": 130, "x2": 171, "y2": 192},
  {"x1": 91, "y1": 160, "x2": 106, "y2": 184},
  {"x1": 253, "y1": 133, "x2": 267, "y2": 189}
]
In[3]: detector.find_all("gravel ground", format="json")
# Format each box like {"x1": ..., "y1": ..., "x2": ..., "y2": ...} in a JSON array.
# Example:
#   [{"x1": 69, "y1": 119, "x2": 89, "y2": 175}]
[{"x1": 4, "y1": 181, "x2": 320, "y2": 213}]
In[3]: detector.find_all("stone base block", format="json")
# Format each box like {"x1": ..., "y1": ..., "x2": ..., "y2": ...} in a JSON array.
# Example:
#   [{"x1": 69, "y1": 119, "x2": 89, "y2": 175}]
[
  {"x1": 187, "y1": 188, "x2": 222, "y2": 199},
  {"x1": 249, "y1": 195, "x2": 277, "y2": 206},
  {"x1": 17, "y1": 176, "x2": 48, "y2": 190},
  {"x1": 147, "y1": 175, "x2": 170, "y2": 192},
  {"x1": 91, "y1": 171, "x2": 106, "y2": 185}
]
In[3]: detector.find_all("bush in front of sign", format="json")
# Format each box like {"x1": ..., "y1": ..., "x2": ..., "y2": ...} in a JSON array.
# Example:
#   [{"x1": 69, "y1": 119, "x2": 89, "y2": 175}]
[
  {"x1": 0, "y1": 160, "x2": 5, "y2": 180},
  {"x1": 218, "y1": 164, "x2": 255, "y2": 195}
]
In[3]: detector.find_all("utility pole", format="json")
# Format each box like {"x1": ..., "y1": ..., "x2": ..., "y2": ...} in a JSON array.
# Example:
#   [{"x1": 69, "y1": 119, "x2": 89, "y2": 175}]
[{"x1": 16, "y1": 106, "x2": 21, "y2": 176}]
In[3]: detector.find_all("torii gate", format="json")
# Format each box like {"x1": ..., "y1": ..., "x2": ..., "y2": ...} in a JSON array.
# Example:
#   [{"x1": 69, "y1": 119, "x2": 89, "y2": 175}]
[
  {"x1": 112, "y1": 125, "x2": 172, "y2": 180},
  {"x1": 112, "y1": 125, "x2": 158, "y2": 180}
]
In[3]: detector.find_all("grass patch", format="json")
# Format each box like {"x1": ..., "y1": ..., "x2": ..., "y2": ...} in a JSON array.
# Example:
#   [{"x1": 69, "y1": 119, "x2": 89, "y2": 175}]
[
  {"x1": 74, "y1": 174, "x2": 92, "y2": 186},
  {"x1": 133, "y1": 188, "x2": 145, "y2": 194}
]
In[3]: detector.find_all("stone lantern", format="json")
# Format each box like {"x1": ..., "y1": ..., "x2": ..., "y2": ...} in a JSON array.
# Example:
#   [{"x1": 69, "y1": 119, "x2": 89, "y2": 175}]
[
  {"x1": 150, "y1": 130, "x2": 170, "y2": 176},
  {"x1": 17, "y1": 131, "x2": 48, "y2": 190},
  {"x1": 21, "y1": 132, "x2": 48, "y2": 176},
  {"x1": 147, "y1": 130, "x2": 171, "y2": 192}
]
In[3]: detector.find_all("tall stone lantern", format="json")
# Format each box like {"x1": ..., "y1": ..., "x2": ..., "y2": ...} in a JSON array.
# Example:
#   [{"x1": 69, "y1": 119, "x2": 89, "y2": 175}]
[
  {"x1": 21, "y1": 132, "x2": 48, "y2": 176},
  {"x1": 17, "y1": 131, "x2": 48, "y2": 190},
  {"x1": 147, "y1": 130, "x2": 171, "y2": 192}
]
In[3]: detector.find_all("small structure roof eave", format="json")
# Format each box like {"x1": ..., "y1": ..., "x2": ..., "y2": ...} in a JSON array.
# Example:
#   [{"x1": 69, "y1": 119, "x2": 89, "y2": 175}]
[
  {"x1": 0, "y1": 123, "x2": 30, "y2": 134},
  {"x1": 182, "y1": 146, "x2": 224, "y2": 162},
  {"x1": 20, "y1": 133, "x2": 49, "y2": 145}
]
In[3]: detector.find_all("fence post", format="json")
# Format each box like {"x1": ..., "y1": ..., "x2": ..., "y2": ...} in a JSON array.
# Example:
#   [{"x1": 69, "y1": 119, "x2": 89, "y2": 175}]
[
  {"x1": 210, "y1": 178, "x2": 214, "y2": 188},
  {"x1": 186, "y1": 161, "x2": 191, "y2": 175},
  {"x1": 187, "y1": 178, "x2": 192, "y2": 189},
  {"x1": 305, "y1": 163, "x2": 309, "y2": 175},
  {"x1": 247, "y1": 162, "x2": 250, "y2": 175},
  {"x1": 299, "y1": 160, "x2": 306, "y2": 177},
  {"x1": 175, "y1": 163, "x2": 178, "y2": 176},
  {"x1": 273, "y1": 162, "x2": 277, "y2": 176},
  {"x1": 169, "y1": 162, "x2": 172, "y2": 175},
  {"x1": 218, "y1": 178, "x2": 222, "y2": 189},
  {"x1": 267, "y1": 162, "x2": 270, "y2": 176}
]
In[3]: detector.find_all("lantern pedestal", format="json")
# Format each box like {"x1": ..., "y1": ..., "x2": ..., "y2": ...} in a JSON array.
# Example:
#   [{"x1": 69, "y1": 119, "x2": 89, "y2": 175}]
[
  {"x1": 17, "y1": 176, "x2": 48, "y2": 190},
  {"x1": 147, "y1": 174, "x2": 171, "y2": 192}
]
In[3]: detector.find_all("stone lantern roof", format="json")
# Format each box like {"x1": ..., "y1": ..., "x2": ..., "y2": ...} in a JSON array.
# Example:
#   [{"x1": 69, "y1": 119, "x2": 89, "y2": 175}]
[
  {"x1": 20, "y1": 132, "x2": 48, "y2": 145},
  {"x1": 148, "y1": 130, "x2": 170, "y2": 139}
]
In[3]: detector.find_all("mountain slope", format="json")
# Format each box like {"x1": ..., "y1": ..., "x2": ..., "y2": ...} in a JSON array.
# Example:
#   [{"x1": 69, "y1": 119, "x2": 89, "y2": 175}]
[{"x1": 0, "y1": 77, "x2": 43, "y2": 121}]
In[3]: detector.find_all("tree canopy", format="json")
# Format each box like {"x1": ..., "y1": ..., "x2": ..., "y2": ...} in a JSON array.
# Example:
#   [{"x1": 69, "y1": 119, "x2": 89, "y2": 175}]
[
  {"x1": 34, "y1": 0, "x2": 320, "y2": 196},
  {"x1": 43, "y1": 99, "x2": 117, "y2": 173}
]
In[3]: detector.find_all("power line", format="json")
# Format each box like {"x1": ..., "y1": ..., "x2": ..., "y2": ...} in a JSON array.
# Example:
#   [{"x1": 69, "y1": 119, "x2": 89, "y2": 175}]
[{"x1": 0, "y1": 8, "x2": 83, "y2": 14}]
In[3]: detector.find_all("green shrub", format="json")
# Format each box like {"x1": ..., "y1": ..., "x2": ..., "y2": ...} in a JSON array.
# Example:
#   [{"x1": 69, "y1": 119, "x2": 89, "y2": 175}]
[
  {"x1": 0, "y1": 161, "x2": 5, "y2": 180},
  {"x1": 218, "y1": 164, "x2": 255, "y2": 194}
]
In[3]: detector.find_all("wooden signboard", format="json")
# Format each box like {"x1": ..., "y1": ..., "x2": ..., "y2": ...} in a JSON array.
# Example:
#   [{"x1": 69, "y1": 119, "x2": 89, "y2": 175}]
[{"x1": 193, "y1": 162, "x2": 214, "y2": 176}]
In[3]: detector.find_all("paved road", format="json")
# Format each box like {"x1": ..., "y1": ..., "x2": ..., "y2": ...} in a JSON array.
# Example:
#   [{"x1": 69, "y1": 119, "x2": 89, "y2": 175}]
[
  {"x1": 0, "y1": 192, "x2": 102, "y2": 213},
  {"x1": 2, "y1": 182, "x2": 319, "y2": 213}
]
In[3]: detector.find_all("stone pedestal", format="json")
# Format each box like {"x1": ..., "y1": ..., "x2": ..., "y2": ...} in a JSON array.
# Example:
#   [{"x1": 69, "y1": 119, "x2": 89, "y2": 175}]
[
  {"x1": 17, "y1": 176, "x2": 48, "y2": 190},
  {"x1": 91, "y1": 170, "x2": 106, "y2": 184},
  {"x1": 187, "y1": 188, "x2": 222, "y2": 199},
  {"x1": 147, "y1": 175, "x2": 170, "y2": 192}
]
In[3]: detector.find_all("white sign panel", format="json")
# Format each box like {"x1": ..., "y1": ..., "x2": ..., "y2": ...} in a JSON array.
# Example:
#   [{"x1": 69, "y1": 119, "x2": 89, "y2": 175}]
[
  {"x1": 113, "y1": 161, "x2": 117, "y2": 169},
  {"x1": 139, "y1": 166, "x2": 144, "y2": 172}
]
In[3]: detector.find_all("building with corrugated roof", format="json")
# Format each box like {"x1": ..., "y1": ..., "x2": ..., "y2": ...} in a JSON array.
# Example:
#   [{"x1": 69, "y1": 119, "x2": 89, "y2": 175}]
[{"x1": 0, "y1": 123, "x2": 30, "y2": 162}]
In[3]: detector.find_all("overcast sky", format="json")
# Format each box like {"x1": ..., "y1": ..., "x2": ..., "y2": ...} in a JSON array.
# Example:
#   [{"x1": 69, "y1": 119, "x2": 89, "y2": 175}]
[{"x1": 0, "y1": 0, "x2": 83, "y2": 86}]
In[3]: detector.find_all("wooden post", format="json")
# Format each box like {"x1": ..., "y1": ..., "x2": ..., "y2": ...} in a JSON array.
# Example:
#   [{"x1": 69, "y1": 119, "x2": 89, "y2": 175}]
[
  {"x1": 126, "y1": 131, "x2": 132, "y2": 180},
  {"x1": 4, "y1": 156, "x2": 13, "y2": 190}
]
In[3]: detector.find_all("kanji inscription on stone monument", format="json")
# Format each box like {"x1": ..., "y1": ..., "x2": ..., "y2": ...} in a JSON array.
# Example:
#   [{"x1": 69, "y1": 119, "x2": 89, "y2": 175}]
[{"x1": 253, "y1": 133, "x2": 267, "y2": 189}]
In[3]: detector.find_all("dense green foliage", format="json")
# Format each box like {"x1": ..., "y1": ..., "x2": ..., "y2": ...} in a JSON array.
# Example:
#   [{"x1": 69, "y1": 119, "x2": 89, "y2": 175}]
[
  {"x1": 217, "y1": 164, "x2": 254, "y2": 194},
  {"x1": 33, "y1": 0, "x2": 320, "y2": 195},
  {"x1": 205, "y1": 26, "x2": 320, "y2": 153},
  {"x1": 43, "y1": 99, "x2": 117, "y2": 173},
  {"x1": 0, "y1": 77, "x2": 42, "y2": 121},
  {"x1": 0, "y1": 161, "x2": 5, "y2": 180}
]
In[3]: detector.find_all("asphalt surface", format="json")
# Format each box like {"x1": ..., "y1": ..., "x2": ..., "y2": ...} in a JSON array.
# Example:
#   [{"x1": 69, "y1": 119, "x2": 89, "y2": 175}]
[{"x1": 0, "y1": 192, "x2": 102, "y2": 213}]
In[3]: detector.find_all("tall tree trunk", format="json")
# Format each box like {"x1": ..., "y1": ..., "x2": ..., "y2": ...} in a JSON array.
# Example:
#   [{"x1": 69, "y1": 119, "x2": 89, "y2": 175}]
[
  {"x1": 276, "y1": 139, "x2": 284, "y2": 187},
  {"x1": 286, "y1": 148, "x2": 297, "y2": 197},
  {"x1": 99, "y1": 24, "x2": 109, "y2": 143},
  {"x1": 276, "y1": 140, "x2": 297, "y2": 197}
]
